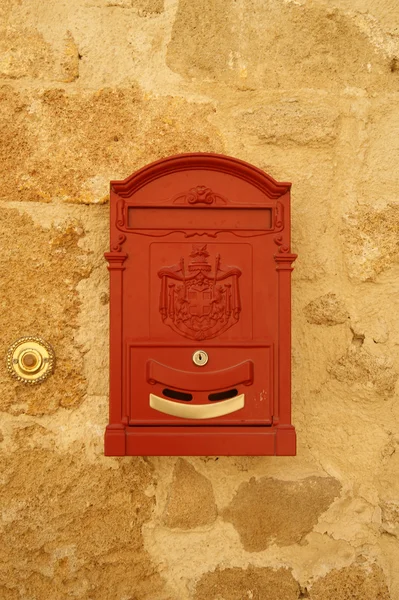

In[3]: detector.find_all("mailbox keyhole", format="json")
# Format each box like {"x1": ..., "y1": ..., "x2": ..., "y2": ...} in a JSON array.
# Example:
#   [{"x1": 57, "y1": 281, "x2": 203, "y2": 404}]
[{"x1": 192, "y1": 350, "x2": 209, "y2": 366}]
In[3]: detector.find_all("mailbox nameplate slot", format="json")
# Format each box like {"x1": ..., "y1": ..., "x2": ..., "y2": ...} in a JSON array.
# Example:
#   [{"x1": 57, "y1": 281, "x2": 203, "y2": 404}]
[{"x1": 127, "y1": 207, "x2": 272, "y2": 231}]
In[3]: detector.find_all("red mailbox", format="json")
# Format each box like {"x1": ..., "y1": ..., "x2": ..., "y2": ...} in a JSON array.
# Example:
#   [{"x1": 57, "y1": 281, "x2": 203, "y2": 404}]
[{"x1": 105, "y1": 153, "x2": 297, "y2": 456}]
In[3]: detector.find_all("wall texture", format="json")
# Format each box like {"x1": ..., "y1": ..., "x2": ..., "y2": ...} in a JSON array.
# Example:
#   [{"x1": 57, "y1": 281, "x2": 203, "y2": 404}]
[{"x1": 1, "y1": 0, "x2": 399, "y2": 598}]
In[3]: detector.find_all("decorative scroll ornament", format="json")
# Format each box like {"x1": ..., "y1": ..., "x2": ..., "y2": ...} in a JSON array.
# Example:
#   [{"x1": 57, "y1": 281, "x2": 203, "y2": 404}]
[
  {"x1": 274, "y1": 234, "x2": 290, "y2": 253},
  {"x1": 158, "y1": 244, "x2": 242, "y2": 340},
  {"x1": 112, "y1": 234, "x2": 127, "y2": 252},
  {"x1": 116, "y1": 198, "x2": 125, "y2": 227},
  {"x1": 172, "y1": 186, "x2": 227, "y2": 205},
  {"x1": 275, "y1": 201, "x2": 284, "y2": 229}
]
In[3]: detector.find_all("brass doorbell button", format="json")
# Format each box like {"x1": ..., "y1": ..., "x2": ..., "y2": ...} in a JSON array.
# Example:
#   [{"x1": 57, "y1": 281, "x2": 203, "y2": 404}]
[
  {"x1": 192, "y1": 350, "x2": 208, "y2": 366},
  {"x1": 7, "y1": 337, "x2": 55, "y2": 384},
  {"x1": 19, "y1": 348, "x2": 43, "y2": 373}
]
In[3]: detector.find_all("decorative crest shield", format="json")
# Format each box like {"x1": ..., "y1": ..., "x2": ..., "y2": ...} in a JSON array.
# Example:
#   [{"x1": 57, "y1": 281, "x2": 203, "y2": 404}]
[{"x1": 158, "y1": 245, "x2": 242, "y2": 340}]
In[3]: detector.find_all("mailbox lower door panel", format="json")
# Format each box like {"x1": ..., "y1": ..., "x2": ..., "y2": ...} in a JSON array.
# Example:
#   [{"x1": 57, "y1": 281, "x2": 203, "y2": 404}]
[{"x1": 127, "y1": 343, "x2": 273, "y2": 426}]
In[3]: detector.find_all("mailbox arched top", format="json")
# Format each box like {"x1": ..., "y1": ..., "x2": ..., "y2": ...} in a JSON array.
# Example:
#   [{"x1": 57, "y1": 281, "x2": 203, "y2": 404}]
[{"x1": 111, "y1": 152, "x2": 291, "y2": 200}]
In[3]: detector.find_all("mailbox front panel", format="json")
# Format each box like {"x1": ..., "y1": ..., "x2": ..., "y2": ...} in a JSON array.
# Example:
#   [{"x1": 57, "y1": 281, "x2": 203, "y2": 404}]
[{"x1": 105, "y1": 153, "x2": 297, "y2": 456}]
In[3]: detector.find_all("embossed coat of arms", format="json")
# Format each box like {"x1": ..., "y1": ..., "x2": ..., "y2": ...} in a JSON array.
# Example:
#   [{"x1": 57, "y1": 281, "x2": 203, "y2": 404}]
[{"x1": 158, "y1": 245, "x2": 242, "y2": 340}]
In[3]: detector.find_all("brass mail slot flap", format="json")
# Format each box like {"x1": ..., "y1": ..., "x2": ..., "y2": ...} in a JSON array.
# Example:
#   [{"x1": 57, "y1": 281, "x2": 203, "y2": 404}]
[{"x1": 149, "y1": 393, "x2": 245, "y2": 419}]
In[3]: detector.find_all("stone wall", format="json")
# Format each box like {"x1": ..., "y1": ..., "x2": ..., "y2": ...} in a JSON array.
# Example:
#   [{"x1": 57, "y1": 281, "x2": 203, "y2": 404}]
[{"x1": 1, "y1": 0, "x2": 398, "y2": 598}]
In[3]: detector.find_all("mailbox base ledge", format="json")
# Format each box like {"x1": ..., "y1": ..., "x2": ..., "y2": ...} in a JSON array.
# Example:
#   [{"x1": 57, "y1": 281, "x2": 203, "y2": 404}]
[
  {"x1": 104, "y1": 425, "x2": 126, "y2": 456},
  {"x1": 104, "y1": 426, "x2": 297, "y2": 456},
  {"x1": 275, "y1": 425, "x2": 296, "y2": 456}
]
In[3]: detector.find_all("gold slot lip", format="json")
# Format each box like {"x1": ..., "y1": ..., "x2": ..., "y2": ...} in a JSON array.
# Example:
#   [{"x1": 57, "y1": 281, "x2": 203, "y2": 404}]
[{"x1": 149, "y1": 393, "x2": 245, "y2": 420}]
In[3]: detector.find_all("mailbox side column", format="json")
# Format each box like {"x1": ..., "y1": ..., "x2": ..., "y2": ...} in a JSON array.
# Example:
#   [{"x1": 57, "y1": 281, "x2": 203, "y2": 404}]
[
  {"x1": 104, "y1": 190, "x2": 128, "y2": 456},
  {"x1": 274, "y1": 251, "x2": 297, "y2": 456}
]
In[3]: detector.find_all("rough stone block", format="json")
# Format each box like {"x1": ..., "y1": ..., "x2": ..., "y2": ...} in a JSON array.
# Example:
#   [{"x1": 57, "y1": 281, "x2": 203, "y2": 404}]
[
  {"x1": 308, "y1": 564, "x2": 390, "y2": 600},
  {"x1": 381, "y1": 501, "x2": 399, "y2": 537},
  {"x1": 0, "y1": 30, "x2": 55, "y2": 80},
  {"x1": 237, "y1": 102, "x2": 339, "y2": 147},
  {"x1": 167, "y1": 0, "x2": 396, "y2": 91},
  {"x1": 163, "y1": 459, "x2": 217, "y2": 529},
  {"x1": 194, "y1": 566, "x2": 300, "y2": 600},
  {"x1": 60, "y1": 31, "x2": 79, "y2": 83},
  {"x1": 328, "y1": 346, "x2": 398, "y2": 397},
  {"x1": 361, "y1": 105, "x2": 399, "y2": 198},
  {"x1": 342, "y1": 203, "x2": 399, "y2": 282},
  {"x1": 304, "y1": 293, "x2": 349, "y2": 326},
  {"x1": 222, "y1": 476, "x2": 341, "y2": 551},
  {"x1": 0, "y1": 445, "x2": 165, "y2": 599},
  {"x1": 0, "y1": 86, "x2": 223, "y2": 204}
]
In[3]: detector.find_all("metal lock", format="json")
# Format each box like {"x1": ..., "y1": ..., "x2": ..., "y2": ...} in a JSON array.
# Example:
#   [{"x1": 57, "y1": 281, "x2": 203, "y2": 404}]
[
  {"x1": 192, "y1": 350, "x2": 208, "y2": 366},
  {"x1": 7, "y1": 337, "x2": 55, "y2": 384}
]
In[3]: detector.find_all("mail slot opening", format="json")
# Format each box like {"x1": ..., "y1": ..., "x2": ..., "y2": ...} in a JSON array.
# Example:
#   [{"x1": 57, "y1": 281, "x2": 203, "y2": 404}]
[
  {"x1": 162, "y1": 388, "x2": 193, "y2": 402},
  {"x1": 208, "y1": 388, "x2": 238, "y2": 401}
]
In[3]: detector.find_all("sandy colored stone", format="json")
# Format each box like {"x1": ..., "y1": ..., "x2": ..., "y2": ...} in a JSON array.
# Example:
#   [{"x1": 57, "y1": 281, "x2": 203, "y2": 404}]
[
  {"x1": 0, "y1": 0, "x2": 20, "y2": 23},
  {"x1": 0, "y1": 207, "x2": 90, "y2": 415},
  {"x1": 360, "y1": 106, "x2": 399, "y2": 200},
  {"x1": 342, "y1": 203, "x2": 399, "y2": 282},
  {"x1": 194, "y1": 566, "x2": 300, "y2": 600},
  {"x1": 0, "y1": 29, "x2": 55, "y2": 80},
  {"x1": 163, "y1": 459, "x2": 217, "y2": 529},
  {"x1": 0, "y1": 86, "x2": 223, "y2": 204},
  {"x1": 61, "y1": 31, "x2": 80, "y2": 83},
  {"x1": 308, "y1": 564, "x2": 390, "y2": 600},
  {"x1": 167, "y1": 0, "x2": 396, "y2": 91},
  {"x1": 237, "y1": 102, "x2": 339, "y2": 147},
  {"x1": 0, "y1": 443, "x2": 166, "y2": 599},
  {"x1": 328, "y1": 346, "x2": 398, "y2": 397},
  {"x1": 304, "y1": 293, "x2": 349, "y2": 326},
  {"x1": 381, "y1": 502, "x2": 399, "y2": 537},
  {"x1": 0, "y1": 87, "x2": 36, "y2": 200},
  {"x1": 106, "y1": 0, "x2": 164, "y2": 14},
  {"x1": 330, "y1": 0, "x2": 399, "y2": 35},
  {"x1": 377, "y1": 443, "x2": 399, "y2": 537},
  {"x1": 222, "y1": 476, "x2": 341, "y2": 551}
]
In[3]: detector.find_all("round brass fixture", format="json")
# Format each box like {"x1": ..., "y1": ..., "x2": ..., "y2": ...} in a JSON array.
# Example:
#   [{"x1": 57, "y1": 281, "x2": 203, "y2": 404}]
[
  {"x1": 6, "y1": 337, "x2": 55, "y2": 384},
  {"x1": 192, "y1": 349, "x2": 208, "y2": 366}
]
